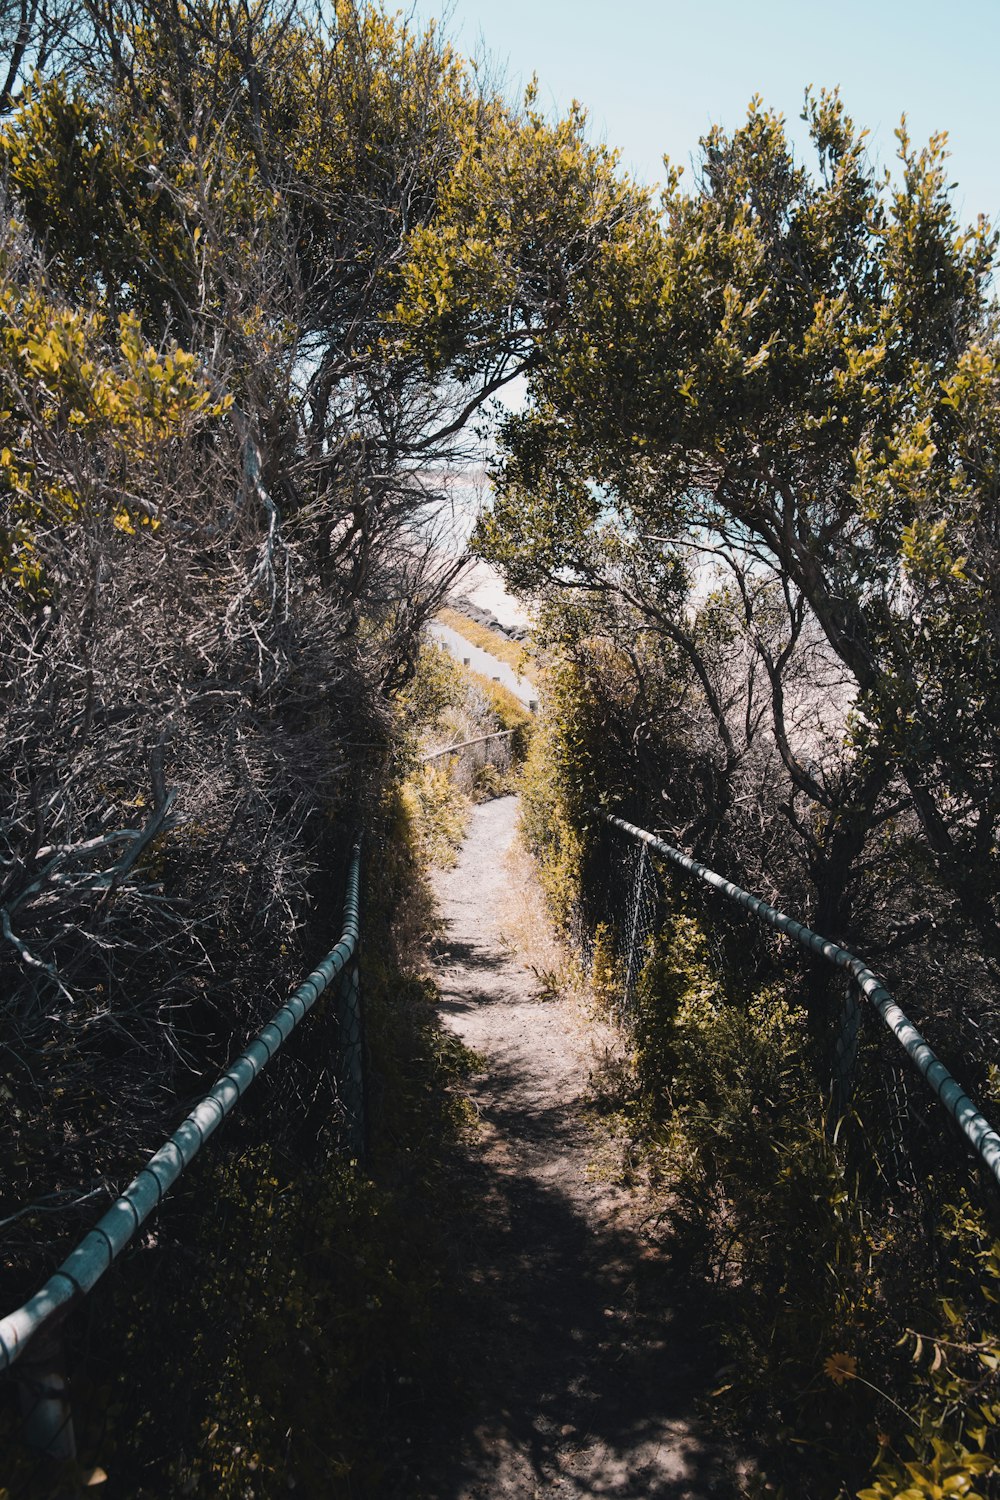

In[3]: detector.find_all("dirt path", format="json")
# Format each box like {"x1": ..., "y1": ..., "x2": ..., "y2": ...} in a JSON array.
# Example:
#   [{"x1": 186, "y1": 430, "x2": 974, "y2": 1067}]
[{"x1": 416, "y1": 796, "x2": 736, "y2": 1499}]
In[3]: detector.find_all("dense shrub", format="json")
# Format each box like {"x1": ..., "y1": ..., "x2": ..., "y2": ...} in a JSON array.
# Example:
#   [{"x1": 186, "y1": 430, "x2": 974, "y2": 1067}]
[{"x1": 517, "y1": 627, "x2": 1000, "y2": 1497}]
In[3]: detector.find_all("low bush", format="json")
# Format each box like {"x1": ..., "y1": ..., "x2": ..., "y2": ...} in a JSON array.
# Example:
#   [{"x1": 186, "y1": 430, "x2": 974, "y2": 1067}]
[{"x1": 400, "y1": 763, "x2": 471, "y2": 866}]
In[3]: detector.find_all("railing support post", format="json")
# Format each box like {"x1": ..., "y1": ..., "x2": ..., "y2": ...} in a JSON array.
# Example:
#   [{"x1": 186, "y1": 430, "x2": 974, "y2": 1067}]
[{"x1": 17, "y1": 1325, "x2": 77, "y2": 1465}]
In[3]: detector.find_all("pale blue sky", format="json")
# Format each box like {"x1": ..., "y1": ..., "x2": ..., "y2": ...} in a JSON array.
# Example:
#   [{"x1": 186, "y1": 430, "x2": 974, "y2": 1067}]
[{"x1": 409, "y1": 0, "x2": 1000, "y2": 225}]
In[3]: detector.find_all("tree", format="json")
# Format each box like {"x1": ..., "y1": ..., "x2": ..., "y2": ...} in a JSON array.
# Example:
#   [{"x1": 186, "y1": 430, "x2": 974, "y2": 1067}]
[
  {"x1": 0, "y1": 0, "x2": 636, "y2": 1283},
  {"x1": 476, "y1": 90, "x2": 1000, "y2": 954}
]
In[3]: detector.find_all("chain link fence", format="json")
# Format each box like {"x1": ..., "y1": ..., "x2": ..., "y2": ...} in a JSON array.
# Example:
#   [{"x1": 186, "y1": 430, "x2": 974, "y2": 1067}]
[{"x1": 336, "y1": 952, "x2": 366, "y2": 1161}]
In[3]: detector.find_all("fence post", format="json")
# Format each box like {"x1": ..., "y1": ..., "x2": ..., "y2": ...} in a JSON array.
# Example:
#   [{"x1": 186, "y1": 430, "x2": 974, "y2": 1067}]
[
  {"x1": 828, "y1": 978, "x2": 863, "y2": 1139},
  {"x1": 17, "y1": 1325, "x2": 77, "y2": 1471},
  {"x1": 338, "y1": 956, "x2": 366, "y2": 1163}
]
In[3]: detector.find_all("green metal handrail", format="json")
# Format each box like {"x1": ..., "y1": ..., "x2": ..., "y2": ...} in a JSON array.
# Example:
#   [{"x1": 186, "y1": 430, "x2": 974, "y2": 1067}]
[
  {"x1": 0, "y1": 842, "x2": 362, "y2": 1380},
  {"x1": 600, "y1": 809, "x2": 1000, "y2": 1191},
  {"x1": 421, "y1": 727, "x2": 517, "y2": 762}
]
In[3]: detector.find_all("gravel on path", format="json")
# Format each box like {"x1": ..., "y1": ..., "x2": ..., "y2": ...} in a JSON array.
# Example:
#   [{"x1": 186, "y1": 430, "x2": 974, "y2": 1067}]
[{"x1": 415, "y1": 795, "x2": 737, "y2": 1500}]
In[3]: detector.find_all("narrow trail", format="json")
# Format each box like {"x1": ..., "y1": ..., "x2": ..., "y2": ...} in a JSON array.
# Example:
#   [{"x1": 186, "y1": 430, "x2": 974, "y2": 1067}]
[{"x1": 414, "y1": 795, "x2": 736, "y2": 1500}]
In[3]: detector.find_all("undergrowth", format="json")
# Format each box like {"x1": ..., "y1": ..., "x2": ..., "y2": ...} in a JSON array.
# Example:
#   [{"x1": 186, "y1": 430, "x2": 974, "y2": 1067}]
[
  {"x1": 583, "y1": 907, "x2": 1000, "y2": 1499},
  {"x1": 1, "y1": 781, "x2": 481, "y2": 1500},
  {"x1": 401, "y1": 762, "x2": 471, "y2": 866},
  {"x1": 519, "y1": 674, "x2": 1000, "y2": 1500}
]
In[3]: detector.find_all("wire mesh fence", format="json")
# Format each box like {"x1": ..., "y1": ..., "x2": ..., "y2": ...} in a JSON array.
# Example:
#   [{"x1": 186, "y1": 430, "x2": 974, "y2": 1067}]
[{"x1": 573, "y1": 811, "x2": 1000, "y2": 1213}]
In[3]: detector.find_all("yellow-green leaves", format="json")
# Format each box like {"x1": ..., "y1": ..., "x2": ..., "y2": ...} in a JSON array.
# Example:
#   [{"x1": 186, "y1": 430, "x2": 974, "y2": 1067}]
[
  {"x1": 0, "y1": 256, "x2": 227, "y2": 594},
  {"x1": 900, "y1": 519, "x2": 967, "y2": 584},
  {"x1": 396, "y1": 90, "x2": 647, "y2": 375}
]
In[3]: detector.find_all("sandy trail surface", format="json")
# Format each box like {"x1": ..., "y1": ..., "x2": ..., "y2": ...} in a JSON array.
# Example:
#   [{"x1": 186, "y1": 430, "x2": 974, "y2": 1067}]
[{"x1": 414, "y1": 796, "x2": 735, "y2": 1499}]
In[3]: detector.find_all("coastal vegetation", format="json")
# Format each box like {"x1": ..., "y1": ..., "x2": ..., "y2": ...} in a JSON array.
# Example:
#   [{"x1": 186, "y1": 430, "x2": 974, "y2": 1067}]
[{"x1": 1, "y1": 1, "x2": 998, "y2": 1494}]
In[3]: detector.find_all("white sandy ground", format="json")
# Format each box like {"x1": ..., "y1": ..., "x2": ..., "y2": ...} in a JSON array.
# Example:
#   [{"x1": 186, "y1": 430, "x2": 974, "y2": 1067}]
[{"x1": 413, "y1": 796, "x2": 745, "y2": 1499}]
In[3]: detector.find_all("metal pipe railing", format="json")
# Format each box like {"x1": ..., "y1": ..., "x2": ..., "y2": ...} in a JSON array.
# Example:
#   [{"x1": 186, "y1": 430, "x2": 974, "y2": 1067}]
[
  {"x1": 0, "y1": 841, "x2": 362, "y2": 1381},
  {"x1": 420, "y1": 727, "x2": 516, "y2": 762},
  {"x1": 600, "y1": 810, "x2": 1000, "y2": 1191}
]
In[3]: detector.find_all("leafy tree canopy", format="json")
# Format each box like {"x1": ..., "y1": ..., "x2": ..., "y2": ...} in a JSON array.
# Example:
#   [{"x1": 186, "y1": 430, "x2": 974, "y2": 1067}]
[{"x1": 475, "y1": 91, "x2": 1000, "y2": 936}]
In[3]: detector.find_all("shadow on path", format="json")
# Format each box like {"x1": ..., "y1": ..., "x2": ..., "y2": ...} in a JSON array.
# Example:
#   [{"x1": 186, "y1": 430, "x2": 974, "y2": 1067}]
[
  {"x1": 404, "y1": 1107, "x2": 729, "y2": 1498},
  {"x1": 391, "y1": 798, "x2": 737, "y2": 1499}
]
